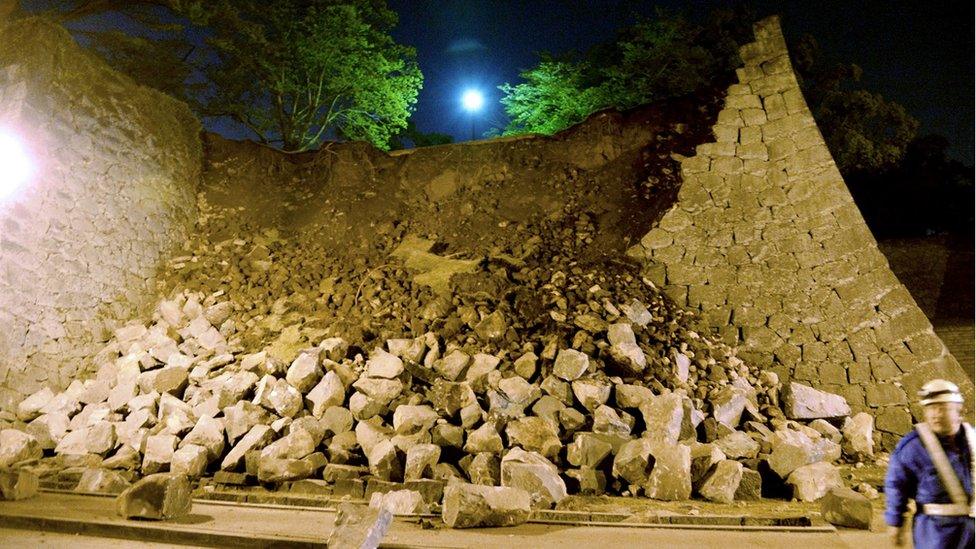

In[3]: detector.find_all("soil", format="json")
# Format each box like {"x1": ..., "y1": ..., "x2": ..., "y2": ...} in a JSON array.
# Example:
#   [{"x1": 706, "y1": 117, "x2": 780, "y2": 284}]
[{"x1": 194, "y1": 84, "x2": 727, "y2": 268}]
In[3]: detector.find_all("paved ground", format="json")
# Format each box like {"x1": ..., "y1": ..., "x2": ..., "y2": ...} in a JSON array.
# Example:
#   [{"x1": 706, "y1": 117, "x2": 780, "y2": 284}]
[
  {"x1": 934, "y1": 322, "x2": 975, "y2": 378},
  {"x1": 0, "y1": 528, "x2": 192, "y2": 548},
  {"x1": 0, "y1": 492, "x2": 899, "y2": 549}
]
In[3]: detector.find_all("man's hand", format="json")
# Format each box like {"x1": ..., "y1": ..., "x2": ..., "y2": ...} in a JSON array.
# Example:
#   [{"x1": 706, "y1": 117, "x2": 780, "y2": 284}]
[{"x1": 888, "y1": 525, "x2": 906, "y2": 546}]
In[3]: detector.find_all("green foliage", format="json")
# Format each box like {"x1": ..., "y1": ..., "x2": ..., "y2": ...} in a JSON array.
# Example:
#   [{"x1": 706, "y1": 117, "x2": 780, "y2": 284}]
[
  {"x1": 33, "y1": 0, "x2": 422, "y2": 153},
  {"x1": 848, "y1": 134, "x2": 973, "y2": 238},
  {"x1": 498, "y1": 58, "x2": 606, "y2": 136},
  {"x1": 199, "y1": 0, "x2": 422, "y2": 151},
  {"x1": 81, "y1": 29, "x2": 197, "y2": 103},
  {"x1": 816, "y1": 89, "x2": 918, "y2": 173},
  {"x1": 790, "y1": 35, "x2": 918, "y2": 174},
  {"x1": 498, "y1": 10, "x2": 740, "y2": 136},
  {"x1": 389, "y1": 121, "x2": 453, "y2": 149},
  {"x1": 598, "y1": 16, "x2": 713, "y2": 109}
]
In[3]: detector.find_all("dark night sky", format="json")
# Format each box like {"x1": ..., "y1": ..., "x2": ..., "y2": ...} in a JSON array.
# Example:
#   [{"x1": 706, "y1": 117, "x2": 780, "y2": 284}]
[
  {"x1": 385, "y1": 0, "x2": 974, "y2": 163},
  {"x1": 29, "y1": 0, "x2": 974, "y2": 162}
]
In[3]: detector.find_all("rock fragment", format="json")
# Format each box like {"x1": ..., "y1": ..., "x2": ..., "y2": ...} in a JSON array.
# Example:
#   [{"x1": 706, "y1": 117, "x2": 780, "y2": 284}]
[
  {"x1": 0, "y1": 469, "x2": 39, "y2": 500},
  {"x1": 75, "y1": 468, "x2": 131, "y2": 494},
  {"x1": 500, "y1": 447, "x2": 567, "y2": 508},
  {"x1": 442, "y1": 483, "x2": 532, "y2": 528},
  {"x1": 116, "y1": 473, "x2": 192, "y2": 520},
  {"x1": 787, "y1": 462, "x2": 843, "y2": 501},
  {"x1": 0, "y1": 429, "x2": 42, "y2": 467},
  {"x1": 820, "y1": 486, "x2": 873, "y2": 529},
  {"x1": 782, "y1": 382, "x2": 851, "y2": 420},
  {"x1": 698, "y1": 459, "x2": 743, "y2": 503},
  {"x1": 842, "y1": 412, "x2": 875, "y2": 460},
  {"x1": 553, "y1": 349, "x2": 589, "y2": 381},
  {"x1": 369, "y1": 489, "x2": 426, "y2": 515},
  {"x1": 644, "y1": 443, "x2": 692, "y2": 501},
  {"x1": 327, "y1": 502, "x2": 393, "y2": 549}
]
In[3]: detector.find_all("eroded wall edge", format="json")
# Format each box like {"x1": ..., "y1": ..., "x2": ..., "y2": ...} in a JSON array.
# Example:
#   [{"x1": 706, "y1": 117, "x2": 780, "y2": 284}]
[{"x1": 636, "y1": 16, "x2": 972, "y2": 447}]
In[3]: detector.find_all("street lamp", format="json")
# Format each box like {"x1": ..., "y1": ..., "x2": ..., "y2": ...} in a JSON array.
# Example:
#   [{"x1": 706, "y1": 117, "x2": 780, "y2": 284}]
[
  {"x1": 461, "y1": 89, "x2": 484, "y2": 140},
  {"x1": 0, "y1": 129, "x2": 31, "y2": 201}
]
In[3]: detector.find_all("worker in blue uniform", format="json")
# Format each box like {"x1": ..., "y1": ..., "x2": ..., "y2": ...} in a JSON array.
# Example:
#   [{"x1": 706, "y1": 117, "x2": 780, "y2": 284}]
[{"x1": 885, "y1": 378, "x2": 974, "y2": 548}]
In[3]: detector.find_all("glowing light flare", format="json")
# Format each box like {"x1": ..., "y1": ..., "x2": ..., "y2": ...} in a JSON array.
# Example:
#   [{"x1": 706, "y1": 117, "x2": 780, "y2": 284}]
[
  {"x1": 461, "y1": 89, "x2": 484, "y2": 112},
  {"x1": 0, "y1": 130, "x2": 31, "y2": 200}
]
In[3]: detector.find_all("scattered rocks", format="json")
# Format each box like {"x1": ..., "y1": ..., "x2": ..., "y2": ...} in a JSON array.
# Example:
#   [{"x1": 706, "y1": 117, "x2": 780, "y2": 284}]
[{"x1": 3, "y1": 217, "x2": 875, "y2": 521}]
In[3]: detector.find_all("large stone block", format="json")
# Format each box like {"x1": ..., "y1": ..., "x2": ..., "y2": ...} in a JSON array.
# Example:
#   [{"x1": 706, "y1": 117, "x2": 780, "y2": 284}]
[
  {"x1": 644, "y1": 442, "x2": 692, "y2": 501},
  {"x1": 327, "y1": 503, "x2": 392, "y2": 549},
  {"x1": 865, "y1": 383, "x2": 907, "y2": 407},
  {"x1": 501, "y1": 447, "x2": 567, "y2": 509},
  {"x1": 116, "y1": 473, "x2": 192, "y2": 520},
  {"x1": 782, "y1": 382, "x2": 850, "y2": 419},
  {"x1": 442, "y1": 483, "x2": 532, "y2": 529},
  {"x1": 0, "y1": 469, "x2": 39, "y2": 500},
  {"x1": 820, "y1": 487, "x2": 872, "y2": 529},
  {"x1": 699, "y1": 459, "x2": 743, "y2": 503},
  {"x1": 787, "y1": 462, "x2": 842, "y2": 502}
]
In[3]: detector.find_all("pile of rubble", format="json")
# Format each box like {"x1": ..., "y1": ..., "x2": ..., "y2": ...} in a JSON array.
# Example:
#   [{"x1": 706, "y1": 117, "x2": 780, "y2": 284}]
[
  {"x1": 1, "y1": 144, "x2": 880, "y2": 526},
  {"x1": 1, "y1": 248, "x2": 879, "y2": 527}
]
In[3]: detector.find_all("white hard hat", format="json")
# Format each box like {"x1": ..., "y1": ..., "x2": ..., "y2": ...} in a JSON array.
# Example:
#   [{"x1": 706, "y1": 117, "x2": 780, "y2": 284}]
[{"x1": 918, "y1": 379, "x2": 964, "y2": 406}]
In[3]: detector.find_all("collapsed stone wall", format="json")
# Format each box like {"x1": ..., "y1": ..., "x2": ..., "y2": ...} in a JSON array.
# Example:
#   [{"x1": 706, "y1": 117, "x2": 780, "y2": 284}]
[
  {"x1": 0, "y1": 18, "x2": 202, "y2": 410},
  {"x1": 634, "y1": 17, "x2": 971, "y2": 447}
]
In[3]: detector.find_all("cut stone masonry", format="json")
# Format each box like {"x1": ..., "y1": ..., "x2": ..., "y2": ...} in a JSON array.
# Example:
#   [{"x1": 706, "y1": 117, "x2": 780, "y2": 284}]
[
  {"x1": 634, "y1": 17, "x2": 971, "y2": 447},
  {"x1": 0, "y1": 19, "x2": 201, "y2": 409}
]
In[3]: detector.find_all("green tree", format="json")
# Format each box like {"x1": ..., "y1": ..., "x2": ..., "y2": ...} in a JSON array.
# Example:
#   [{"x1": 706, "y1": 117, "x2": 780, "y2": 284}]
[
  {"x1": 30, "y1": 0, "x2": 421, "y2": 152},
  {"x1": 598, "y1": 15, "x2": 714, "y2": 109},
  {"x1": 30, "y1": 0, "x2": 207, "y2": 104},
  {"x1": 498, "y1": 10, "x2": 734, "y2": 136},
  {"x1": 790, "y1": 35, "x2": 918, "y2": 174},
  {"x1": 81, "y1": 29, "x2": 197, "y2": 103},
  {"x1": 200, "y1": 1, "x2": 422, "y2": 151},
  {"x1": 498, "y1": 57, "x2": 606, "y2": 136},
  {"x1": 389, "y1": 121, "x2": 453, "y2": 149}
]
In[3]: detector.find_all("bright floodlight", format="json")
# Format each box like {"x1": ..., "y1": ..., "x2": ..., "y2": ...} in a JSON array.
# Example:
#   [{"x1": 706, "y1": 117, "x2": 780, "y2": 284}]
[
  {"x1": 0, "y1": 130, "x2": 30, "y2": 200},
  {"x1": 461, "y1": 89, "x2": 484, "y2": 112}
]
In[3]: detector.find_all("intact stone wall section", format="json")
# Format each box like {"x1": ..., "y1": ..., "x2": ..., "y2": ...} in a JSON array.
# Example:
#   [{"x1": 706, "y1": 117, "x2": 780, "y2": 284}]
[
  {"x1": 637, "y1": 17, "x2": 971, "y2": 446},
  {"x1": 0, "y1": 19, "x2": 202, "y2": 410}
]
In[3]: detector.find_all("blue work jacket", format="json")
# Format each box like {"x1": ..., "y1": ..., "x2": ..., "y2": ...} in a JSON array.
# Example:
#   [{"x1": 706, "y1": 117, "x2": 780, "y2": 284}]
[{"x1": 884, "y1": 427, "x2": 974, "y2": 549}]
